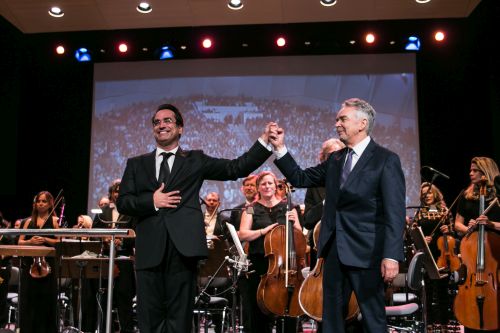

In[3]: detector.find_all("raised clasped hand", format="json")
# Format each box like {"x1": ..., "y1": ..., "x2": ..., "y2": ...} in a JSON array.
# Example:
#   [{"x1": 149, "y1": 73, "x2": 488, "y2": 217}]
[{"x1": 154, "y1": 183, "x2": 181, "y2": 209}]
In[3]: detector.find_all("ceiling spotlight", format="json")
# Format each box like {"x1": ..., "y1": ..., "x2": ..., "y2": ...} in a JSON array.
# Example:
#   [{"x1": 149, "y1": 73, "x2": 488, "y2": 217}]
[
  {"x1": 415, "y1": 0, "x2": 431, "y2": 3},
  {"x1": 405, "y1": 36, "x2": 421, "y2": 51},
  {"x1": 349, "y1": 40, "x2": 356, "y2": 45},
  {"x1": 48, "y1": 6, "x2": 64, "y2": 18},
  {"x1": 320, "y1": 0, "x2": 337, "y2": 7},
  {"x1": 228, "y1": 0, "x2": 244, "y2": 10},
  {"x1": 75, "y1": 48, "x2": 91, "y2": 62},
  {"x1": 137, "y1": 2, "x2": 152, "y2": 13},
  {"x1": 180, "y1": 45, "x2": 187, "y2": 50}
]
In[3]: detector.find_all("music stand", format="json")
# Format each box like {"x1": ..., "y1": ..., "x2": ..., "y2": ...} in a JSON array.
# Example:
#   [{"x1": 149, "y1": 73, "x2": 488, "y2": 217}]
[{"x1": 409, "y1": 226, "x2": 448, "y2": 280}]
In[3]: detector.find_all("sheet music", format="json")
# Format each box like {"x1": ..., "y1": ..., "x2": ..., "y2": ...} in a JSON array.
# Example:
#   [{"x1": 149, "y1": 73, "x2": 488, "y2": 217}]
[{"x1": 225, "y1": 222, "x2": 245, "y2": 259}]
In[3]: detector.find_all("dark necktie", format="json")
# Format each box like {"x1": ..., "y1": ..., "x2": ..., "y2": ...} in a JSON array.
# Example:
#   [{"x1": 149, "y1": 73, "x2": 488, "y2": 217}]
[
  {"x1": 340, "y1": 149, "x2": 354, "y2": 187},
  {"x1": 158, "y1": 152, "x2": 174, "y2": 185}
]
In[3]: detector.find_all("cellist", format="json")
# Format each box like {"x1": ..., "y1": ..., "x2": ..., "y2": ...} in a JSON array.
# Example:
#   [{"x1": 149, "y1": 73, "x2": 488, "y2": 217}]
[
  {"x1": 412, "y1": 182, "x2": 454, "y2": 327},
  {"x1": 453, "y1": 156, "x2": 500, "y2": 333},
  {"x1": 239, "y1": 171, "x2": 303, "y2": 333}
]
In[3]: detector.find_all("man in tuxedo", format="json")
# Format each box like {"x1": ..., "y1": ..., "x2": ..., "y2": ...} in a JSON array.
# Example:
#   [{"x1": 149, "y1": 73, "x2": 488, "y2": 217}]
[
  {"x1": 116, "y1": 103, "x2": 274, "y2": 333},
  {"x1": 269, "y1": 98, "x2": 405, "y2": 332}
]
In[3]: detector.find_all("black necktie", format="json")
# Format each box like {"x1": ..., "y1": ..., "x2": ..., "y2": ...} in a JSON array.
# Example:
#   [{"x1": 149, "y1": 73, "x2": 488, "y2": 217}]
[
  {"x1": 158, "y1": 152, "x2": 174, "y2": 185},
  {"x1": 340, "y1": 149, "x2": 354, "y2": 187}
]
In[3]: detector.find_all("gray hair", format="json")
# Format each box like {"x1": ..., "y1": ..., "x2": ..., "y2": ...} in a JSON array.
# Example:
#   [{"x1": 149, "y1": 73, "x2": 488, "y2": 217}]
[{"x1": 342, "y1": 98, "x2": 376, "y2": 135}]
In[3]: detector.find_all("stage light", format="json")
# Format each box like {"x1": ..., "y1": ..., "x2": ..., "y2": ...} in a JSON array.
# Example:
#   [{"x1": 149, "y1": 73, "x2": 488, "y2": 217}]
[
  {"x1": 365, "y1": 33, "x2": 375, "y2": 44},
  {"x1": 202, "y1": 38, "x2": 212, "y2": 49},
  {"x1": 415, "y1": 0, "x2": 431, "y2": 3},
  {"x1": 276, "y1": 37, "x2": 286, "y2": 47},
  {"x1": 48, "y1": 6, "x2": 64, "y2": 18},
  {"x1": 136, "y1": 2, "x2": 152, "y2": 13},
  {"x1": 159, "y1": 46, "x2": 174, "y2": 60},
  {"x1": 228, "y1": 0, "x2": 243, "y2": 10},
  {"x1": 320, "y1": 0, "x2": 337, "y2": 7},
  {"x1": 434, "y1": 31, "x2": 445, "y2": 42},
  {"x1": 56, "y1": 46, "x2": 65, "y2": 55},
  {"x1": 405, "y1": 36, "x2": 421, "y2": 51},
  {"x1": 118, "y1": 43, "x2": 128, "y2": 53},
  {"x1": 75, "y1": 48, "x2": 91, "y2": 62}
]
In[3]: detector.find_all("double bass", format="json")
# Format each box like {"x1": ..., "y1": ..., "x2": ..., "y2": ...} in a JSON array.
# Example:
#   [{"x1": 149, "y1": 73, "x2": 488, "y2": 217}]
[
  {"x1": 257, "y1": 184, "x2": 307, "y2": 318},
  {"x1": 298, "y1": 222, "x2": 359, "y2": 322},
  {"x1": 453, "y1": 178, "x2": 500, "y2": 331}
]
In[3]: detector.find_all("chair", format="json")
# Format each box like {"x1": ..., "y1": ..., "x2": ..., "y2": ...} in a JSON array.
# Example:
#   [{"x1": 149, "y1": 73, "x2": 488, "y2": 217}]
[
  {"x1": 385, "y1": 251, "x2": 425, "y2": 333},
  {"x1": 6, "y1": 266, "x2": 19, "y2": 326}
]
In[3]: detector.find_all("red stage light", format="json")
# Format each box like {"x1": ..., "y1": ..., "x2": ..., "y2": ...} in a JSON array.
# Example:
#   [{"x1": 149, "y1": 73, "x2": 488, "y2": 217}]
[
  {"x1": 365, "y1": 33, "x2": 375, "y2": 44},
  {"x1": 276, "y1": 37, "x2": 286, "y2": 47},
  {"x1": 118, "y1": 43, "x2": 128, "y2": 53},
  {"x1": 202, "y1": 38, "x2": 212, "y2": 49},
  {"x1": 434, "y1": 31, "x2": 445, "y2": 42},
  {"x1": 56, "y1": 45, "x2": 65, "y2": 55}
]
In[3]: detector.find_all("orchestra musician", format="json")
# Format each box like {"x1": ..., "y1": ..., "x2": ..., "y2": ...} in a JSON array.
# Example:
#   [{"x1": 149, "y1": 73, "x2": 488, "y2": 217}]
[
  {"x1": 412, "y1": 182, "x2": 454, "y2": 327},
  {"x1": 238, "y1": 171, "x2": 302, "y2": 332},
  {"x1": 453, "y1": 156, "x2": 500, "y2": 333},
  {"x1": 17, "y1": 191, "x2": 60, "y2": 333}
]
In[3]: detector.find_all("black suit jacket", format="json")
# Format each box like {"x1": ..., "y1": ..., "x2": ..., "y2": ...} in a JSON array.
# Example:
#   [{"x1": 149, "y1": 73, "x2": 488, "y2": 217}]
[
  {"x1": 117, "y1": 141, "x2": 271, "y2": 270},
  {"x1": 303, "y1": 187, "x2": 326, "y2": 231},
  {"x1": 275, "y1": 139, "x2": 406, "y2": 268}
]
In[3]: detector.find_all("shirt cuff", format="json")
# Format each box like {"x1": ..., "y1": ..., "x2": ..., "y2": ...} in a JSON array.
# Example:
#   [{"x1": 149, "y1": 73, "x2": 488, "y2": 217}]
[
  {"x1": 275, "y1": 146, "x2": 288, "y2": 159},
  {"x1": 258, "y1": 137, "x2": 273, "y2": 151},
  {"x1": 383, "y1": 258, "x2": 399, "y2": 264}
]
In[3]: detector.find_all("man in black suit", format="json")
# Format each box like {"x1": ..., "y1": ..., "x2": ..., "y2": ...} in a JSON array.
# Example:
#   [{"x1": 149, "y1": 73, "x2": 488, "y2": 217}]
[
  {"x1": 269, "y1": 98, "x2": 406, "y2": 332},
  {"x1": 116, "y1": 104, "x2": 273, "y2": 333},
  {"x1": 228, "y1": 174, "x2": 258, "y2": 231}
]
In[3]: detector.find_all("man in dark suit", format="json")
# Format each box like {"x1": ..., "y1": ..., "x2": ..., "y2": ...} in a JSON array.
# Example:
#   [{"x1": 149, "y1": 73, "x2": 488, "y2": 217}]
[
  {"x1": 116, "y1": 103, "x2": 273, "y2": 333},
  {"x1": 228, "y1": 174, "x2": 258, "y2": 231},
  {"x1": 269, "y1": 98, "x2": 405, "y2": 332}
]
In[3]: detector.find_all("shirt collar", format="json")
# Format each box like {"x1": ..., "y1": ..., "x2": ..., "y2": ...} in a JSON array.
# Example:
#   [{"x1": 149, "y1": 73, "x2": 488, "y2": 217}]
[
  {"x1": 351, "y1": 136, "x2": 371, "y2": 157},
  {"x1": 156, "y1": 145, "x2": 179, "y2": 158}
]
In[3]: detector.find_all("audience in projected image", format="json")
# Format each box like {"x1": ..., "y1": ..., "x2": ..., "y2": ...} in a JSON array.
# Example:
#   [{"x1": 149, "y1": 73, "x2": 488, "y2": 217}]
[{"x1": 91, "y1": 95, "x2": 419, "y2": 208}]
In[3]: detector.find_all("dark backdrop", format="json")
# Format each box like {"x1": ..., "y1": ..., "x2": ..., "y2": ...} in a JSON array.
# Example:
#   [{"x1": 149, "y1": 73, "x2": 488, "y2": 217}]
[{"x1": 0, "y1": 0, "x2": 498, "y2": 224}]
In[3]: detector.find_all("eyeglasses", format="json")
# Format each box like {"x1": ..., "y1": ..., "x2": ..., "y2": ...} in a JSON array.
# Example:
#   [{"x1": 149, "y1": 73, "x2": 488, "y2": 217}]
[{"x1": 153, "y1": 117, "x2": 176, "y2": 126}]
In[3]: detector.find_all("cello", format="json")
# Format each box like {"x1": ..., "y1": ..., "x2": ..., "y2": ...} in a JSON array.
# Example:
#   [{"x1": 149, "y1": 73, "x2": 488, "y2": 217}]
[
  {"x1": 257, "y1": 183, "x2": 307, "y2": 318},
  {"x1": 453, "y1": 177, "x2": 500, "y2": 331},
  {"x1": 298, "y1": 221, "x2": 359, "y2": 322}
]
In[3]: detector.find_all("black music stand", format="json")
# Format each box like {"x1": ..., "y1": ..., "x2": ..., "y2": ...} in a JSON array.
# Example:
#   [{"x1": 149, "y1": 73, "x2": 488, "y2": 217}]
[{"x1": 409, "y1": 225, "x2": 448, "y2": 330}]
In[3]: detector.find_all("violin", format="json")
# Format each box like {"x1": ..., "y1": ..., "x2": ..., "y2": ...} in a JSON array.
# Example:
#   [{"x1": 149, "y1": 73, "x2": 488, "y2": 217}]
[
  {"x1": 453, "y1": 177, "x2": 500, "y2": 330},
  {"x1": 256, "y1": 184, "x2": 307, "y2": 317},
  {"x1": 436, "y1": 219, "x2": 461, "y2": 272},
  {"x1": 298, "y1": 222, "x2": 359, "y2": 322}
]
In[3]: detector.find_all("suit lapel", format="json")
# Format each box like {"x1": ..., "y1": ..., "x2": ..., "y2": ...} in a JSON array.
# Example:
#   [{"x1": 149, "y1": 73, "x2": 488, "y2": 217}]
[
  {"x1": 168, "y1": 147, "x2": 187, "y2": 184},
  {"x1": 342, "y1": 140, "x2": 377, "y2": 188},
  {"x1": 142, "y1": 151, "x2": 158, "y2": 186}
]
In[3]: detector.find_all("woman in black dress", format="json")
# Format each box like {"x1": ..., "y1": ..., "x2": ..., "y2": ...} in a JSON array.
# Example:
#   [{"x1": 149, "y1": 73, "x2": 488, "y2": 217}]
[
  {"x1": 239, "y1": 171, "x2": 302, "y2": 333},
  {"x1": 18, "y1": 191, "x2": 60, "y2": 333}
]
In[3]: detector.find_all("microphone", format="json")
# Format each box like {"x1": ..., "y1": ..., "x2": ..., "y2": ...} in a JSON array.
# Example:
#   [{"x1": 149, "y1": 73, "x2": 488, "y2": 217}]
[
  {"x1": 225, "y1": 255, "x2": 250, "y2": 272},
  {"x1": 422, "y1": 166, "x2": 450, "y2": 180}
]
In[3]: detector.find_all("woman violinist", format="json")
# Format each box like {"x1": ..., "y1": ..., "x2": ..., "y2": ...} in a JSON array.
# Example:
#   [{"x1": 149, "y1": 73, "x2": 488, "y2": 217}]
[
  {"x1": 412, "y1": 182, "x2": 455, "y2": 327},
  {"x1": 17, "y1": 191, "x2": 60, "y2": 333},
  {"x1": 453, "y1": 157, "x2": 500, "y2": 332},
  {"x1": 239, "y1": 171, "x2": 303, "y2": 333}
]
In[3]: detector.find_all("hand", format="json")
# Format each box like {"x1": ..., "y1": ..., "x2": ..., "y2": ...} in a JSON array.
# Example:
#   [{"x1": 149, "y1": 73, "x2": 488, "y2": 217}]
[
  {"x1": 262, "y1": 223, "x2": 279, "y2": 235},
  {"x1": 439, "y1": 224, "x2": 450, "y2": 234},
  {"x1": 260, "y1": 122, "x2": 278, "y2": 143},
  {"x1": 381, "y1": 259, "x2": 399, "y2": 283},
  {"x1": 424, "y1": 236, "x2": 432, "y2": 244},
  {"x1": 153, "y1": 184, "x2": 181, "y2": 209},
  {"x1": 467, "y1": 219, "x2": 477, "y2": 230},
  {"x1": 269, "y1": 126, "x2": 285, "y2": 150},
  {"x1": 476, "y1": 215, "x2": 493, "y2": 229},
  {"x1": 31, "y1": 236, "x2": 45, "y2": 245}
]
